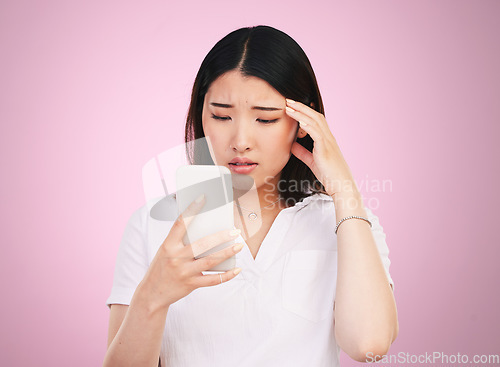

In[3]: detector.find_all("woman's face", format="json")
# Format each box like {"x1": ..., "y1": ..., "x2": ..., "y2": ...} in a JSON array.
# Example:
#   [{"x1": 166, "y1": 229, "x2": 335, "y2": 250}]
[{"x1": 202, "y1": 70, "x2": 299, "y2": 192}]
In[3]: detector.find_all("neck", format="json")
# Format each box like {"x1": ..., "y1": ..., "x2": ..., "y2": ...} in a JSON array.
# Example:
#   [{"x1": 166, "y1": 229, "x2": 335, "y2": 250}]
[
  {"x1": 233, "y1": 183, "x2": 283, "y2": 213},
  {"x1": 232, "y1": 182, "x2": 284, "y2": 240}
]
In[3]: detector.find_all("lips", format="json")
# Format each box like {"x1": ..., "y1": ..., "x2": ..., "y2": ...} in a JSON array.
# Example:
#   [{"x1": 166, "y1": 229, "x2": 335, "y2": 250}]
[
  {"x1": 228, "y1": 157, "x2": 258, "y2": 174},
  {"x1": 229, "y1": 157, "x2": 257, "y2": 165}
]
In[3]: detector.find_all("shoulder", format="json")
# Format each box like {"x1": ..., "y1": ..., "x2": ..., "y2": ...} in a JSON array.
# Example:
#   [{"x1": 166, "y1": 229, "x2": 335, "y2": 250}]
[
  {"x1": 278, "y1": 193, "x2": 337, "y2": 251},
  {"x1": 293, "y1": 193, "x2": 383, "y2": 223},
  {"x1": 130, "y1": 203, "x2": 150, "y2": 224},
  {"x1": 122, "y1": 203, "x2": 149, "y2": 237},
  {"x1": 122, "y1": 193, "x2": 178, "y2": 240},
  {"x1": 290, "y1": 192, "x2": 335, "y2": 217},
  {"x1": 283, "y1": 192, "x2": 336, "y2": 232}
]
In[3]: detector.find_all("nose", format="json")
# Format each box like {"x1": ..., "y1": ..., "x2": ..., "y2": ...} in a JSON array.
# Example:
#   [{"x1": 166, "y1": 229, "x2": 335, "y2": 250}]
[{"x1": 230, "y1": 120, "x2": 254, "y2": 152}]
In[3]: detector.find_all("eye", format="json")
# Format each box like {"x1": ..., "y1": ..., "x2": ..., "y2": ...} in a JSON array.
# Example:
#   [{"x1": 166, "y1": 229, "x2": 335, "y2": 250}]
[
  {"x1": 211, "y1": 113, "x2": 279, "y2": 124},
  {"x1": 257, "y1": 118, "x2": 279, "y2": 124},
  {"x1": 211, "y1": 114, "x2": 231, "y2": 121}
]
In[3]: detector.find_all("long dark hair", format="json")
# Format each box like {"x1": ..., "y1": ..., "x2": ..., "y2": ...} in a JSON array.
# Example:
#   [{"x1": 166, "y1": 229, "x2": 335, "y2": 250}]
[{"x1": 185, "y1": 25, "x2": 327, "y2": 204}]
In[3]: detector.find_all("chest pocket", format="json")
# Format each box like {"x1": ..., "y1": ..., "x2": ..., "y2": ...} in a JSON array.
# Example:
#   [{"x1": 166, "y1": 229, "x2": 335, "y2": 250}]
[{"x1": 282, "y1": 250, "x2": 337, "y2": 323}]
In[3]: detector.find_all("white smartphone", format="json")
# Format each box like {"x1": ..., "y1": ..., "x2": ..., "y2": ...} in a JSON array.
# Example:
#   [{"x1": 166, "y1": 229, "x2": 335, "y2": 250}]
[{"x1": 175, "y1": 165, "x2": 236, "y2": 272}]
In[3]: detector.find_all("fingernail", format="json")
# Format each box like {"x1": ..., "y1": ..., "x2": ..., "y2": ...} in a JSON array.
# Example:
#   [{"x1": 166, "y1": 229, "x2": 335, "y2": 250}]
[
  {"x1": 286, "y1": 98, "x2": 296, "y2": 104},
  {"x1": 286, "y1": 106, "x2": 295, "y2": 114},
  {"x1": 233, "y1": 243, "x2": 244, "y2": 252},
  {"x1": 195, "y1": 194, "x2": 205, "y2": 203},
  {"x1": 299, "y1": 120, "x2": 308, "y2": 126},
  {"x1": 233, "y1": 267, "x2": 242, "y2": 275},
  {"x1": 229, "y1": 229, "x2": 241, "y2": 237}
]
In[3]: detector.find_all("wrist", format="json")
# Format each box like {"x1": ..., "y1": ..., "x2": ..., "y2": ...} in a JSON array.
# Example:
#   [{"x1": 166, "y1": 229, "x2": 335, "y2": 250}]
[
  {"x1": 324, "y1": 176, "x2": 359, "y2": 198},
  {"x1": 132, "y1": 280, "x2": 171, "y2": 317},
  {"x1": 330, "y1": 186, "x2": 361, "y2": 206},
  {"x1": 331, "y1": 190, "x2": 367, "y2": 220}
]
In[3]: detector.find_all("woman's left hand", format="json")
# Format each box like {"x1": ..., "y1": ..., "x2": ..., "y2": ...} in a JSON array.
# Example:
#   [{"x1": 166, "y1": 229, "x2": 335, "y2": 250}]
[{"x1": 285, "y1": 98, "x2": 356, "y2": 196}]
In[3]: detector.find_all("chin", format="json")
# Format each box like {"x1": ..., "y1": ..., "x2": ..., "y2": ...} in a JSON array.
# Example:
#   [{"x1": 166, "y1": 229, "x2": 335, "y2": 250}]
[{"x1": 230, "y1": 173, "x2": 255, "y2": 192}]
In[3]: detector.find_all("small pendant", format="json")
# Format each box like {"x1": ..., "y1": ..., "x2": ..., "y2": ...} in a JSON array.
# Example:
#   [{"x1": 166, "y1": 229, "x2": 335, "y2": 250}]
[{"x1": 248, "y1": 212, "x2": 258, "y2": 221}]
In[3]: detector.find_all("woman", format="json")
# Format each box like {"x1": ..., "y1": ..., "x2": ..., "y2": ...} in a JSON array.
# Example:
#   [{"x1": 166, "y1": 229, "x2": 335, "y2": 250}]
[{"x1": 104, "y1": 25, "x2": 398, "y2": 367}]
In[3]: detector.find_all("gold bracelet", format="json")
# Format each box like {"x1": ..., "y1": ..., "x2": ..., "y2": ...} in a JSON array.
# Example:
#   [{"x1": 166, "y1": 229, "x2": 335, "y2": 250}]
[{"x1": 335, "y1": 215, "x2": 372, "y2": 234}]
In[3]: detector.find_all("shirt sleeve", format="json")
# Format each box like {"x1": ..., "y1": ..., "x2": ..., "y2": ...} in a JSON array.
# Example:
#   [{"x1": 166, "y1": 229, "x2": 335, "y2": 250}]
[
  {"x1": 106, "y1": 205, "x2": 150, "y2": 308},
  {"x1": 364, "y1": 207, "x2": 395, "y2": 291}
]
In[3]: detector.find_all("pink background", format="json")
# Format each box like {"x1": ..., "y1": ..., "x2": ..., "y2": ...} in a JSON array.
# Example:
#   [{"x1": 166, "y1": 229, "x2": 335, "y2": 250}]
[{"x1": 1, "y1": 0, "x2": 499, "y2": 365}]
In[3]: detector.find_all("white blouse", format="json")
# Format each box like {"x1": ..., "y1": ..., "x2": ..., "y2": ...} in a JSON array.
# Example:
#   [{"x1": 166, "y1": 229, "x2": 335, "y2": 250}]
[{"x1": 106, "y1": 193, "x2": 394, "y2": 367}]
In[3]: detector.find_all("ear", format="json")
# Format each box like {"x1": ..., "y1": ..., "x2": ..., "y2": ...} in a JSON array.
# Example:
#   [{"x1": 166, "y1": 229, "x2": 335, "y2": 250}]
[{"x1": 296, "y1": 128, "x2": 307, "y2": 139}]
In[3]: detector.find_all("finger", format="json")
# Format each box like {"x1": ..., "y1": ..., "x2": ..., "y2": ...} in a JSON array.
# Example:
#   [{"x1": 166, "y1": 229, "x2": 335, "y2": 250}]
[
  {"x1": 286, "y1": 98, "x2": 323, "y2": 122},
  {"x1": 286, "y1": 107, "x2": 329, "y2": 142},
  {"x1": 291, "y1": 142, "x2": 323, "y2": 181},
  {"x1": 286, "y1": 99, "x2": 332, "y2": 137},
  {"x1": 291, "y1": 141, "x2": 314, "y2": 168},
  {"x1": 286, "y1": 105, "x2": 316, "y2": 125},
  {"x1": 190, "y1": 242, "x2": 244, "y2": 273},
  {"x1": 194, "y1": 267, "x2": 243, "y2": 288},
  {"x1": 189, "y1": 228, "x2": 241, "y2": 258},
  {"x1": 287, "y1": 109, "x2": 325, "y2": 148},
  {"x1": 168, "y1": 194, "x2": 206, "y2": 242}
]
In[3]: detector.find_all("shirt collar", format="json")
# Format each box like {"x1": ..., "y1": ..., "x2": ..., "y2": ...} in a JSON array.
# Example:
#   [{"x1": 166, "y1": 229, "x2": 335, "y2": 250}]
[{"x1": 282, "y1": 192, "x2": 333, "y2": 213}]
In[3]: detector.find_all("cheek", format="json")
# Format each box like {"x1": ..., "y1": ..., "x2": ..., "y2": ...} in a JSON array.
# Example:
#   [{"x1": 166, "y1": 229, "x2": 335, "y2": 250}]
[
  {"x1": 202, "y1": 117, "x2": 217, "y2": 143},
  {"x1": 282, "y1": 115, "x2": 299, "y2": 140},
  {"x1": 203, "y1": 124, "x2": 223, "y2": 146},
  {"x1": 278, "y1": 121, "x2": 298, "y2": 149},
  {"x1": 266, "y1": 124, "x2": 297, "y2": 161},
  {"x1": 201, "y1": 120, "x2": 229, "y2": 165}
]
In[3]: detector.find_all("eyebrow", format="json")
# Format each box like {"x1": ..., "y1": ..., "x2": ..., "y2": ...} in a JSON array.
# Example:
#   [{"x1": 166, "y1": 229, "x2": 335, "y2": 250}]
[{"x1": 209, "y1": 102, "x2": 282, "y2": 111}]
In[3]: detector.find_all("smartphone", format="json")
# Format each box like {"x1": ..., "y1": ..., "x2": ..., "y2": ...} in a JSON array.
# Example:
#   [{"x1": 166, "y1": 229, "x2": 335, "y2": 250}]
[{"x1": 175, "y1": 165, "x2": 236, "y2": 272}]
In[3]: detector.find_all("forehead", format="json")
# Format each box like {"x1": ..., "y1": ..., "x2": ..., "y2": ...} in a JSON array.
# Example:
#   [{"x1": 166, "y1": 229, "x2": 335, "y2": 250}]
[{"x1": 206, "y1": 70, "x2": 283, "y2": 103}]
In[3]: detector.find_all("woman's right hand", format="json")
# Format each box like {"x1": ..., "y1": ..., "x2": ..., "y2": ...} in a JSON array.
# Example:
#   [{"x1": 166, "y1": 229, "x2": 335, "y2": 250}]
[{"x1": 136, "y1": 194, "x2": 243, "y2": 311}]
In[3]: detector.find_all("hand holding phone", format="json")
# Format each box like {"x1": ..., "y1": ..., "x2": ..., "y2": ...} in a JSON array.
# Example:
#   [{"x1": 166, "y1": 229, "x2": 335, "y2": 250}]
[
  {"x1": 139, "y1": 195, "x2": 243, "y2": 310},
  {"x1": 175, "y1": 165, "x2": 237, "y2": 271}
]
